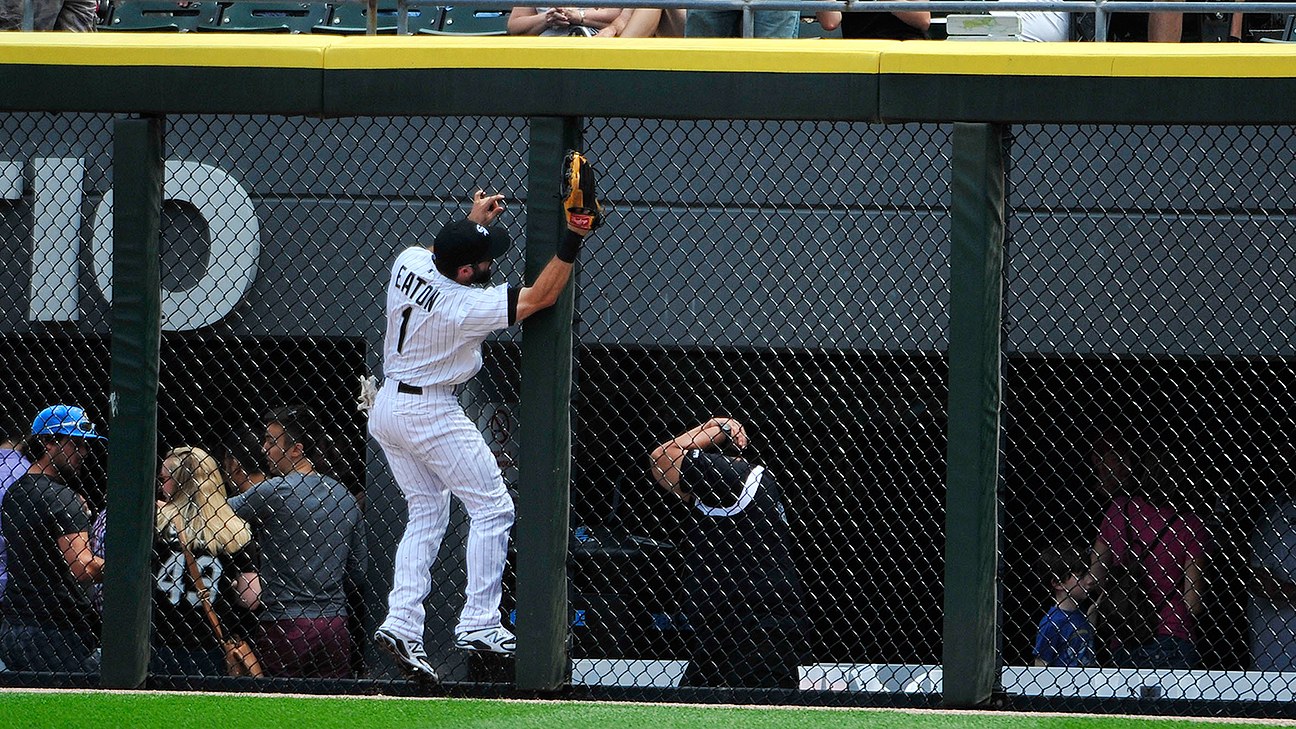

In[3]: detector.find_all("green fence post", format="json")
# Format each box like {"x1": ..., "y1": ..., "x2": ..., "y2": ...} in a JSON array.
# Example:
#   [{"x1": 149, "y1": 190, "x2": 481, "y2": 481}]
[
  {"x1": 100, "y1": 114, "x2": 164, "y2": 689},
  {"x1": 943, "y1": 122, "x2": 1006, "y2": 708},
  {"x1": 515, "y1": 116, "x2": 582, "y2": 692}
]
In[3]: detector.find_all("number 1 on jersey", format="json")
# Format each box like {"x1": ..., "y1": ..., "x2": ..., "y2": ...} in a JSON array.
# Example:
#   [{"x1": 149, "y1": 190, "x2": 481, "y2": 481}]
[{"x1": 397, "y1": 306, "x2": 413, "y2": 353}]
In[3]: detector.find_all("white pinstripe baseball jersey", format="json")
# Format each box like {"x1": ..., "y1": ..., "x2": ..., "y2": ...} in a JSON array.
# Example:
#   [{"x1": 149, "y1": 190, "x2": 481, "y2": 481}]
[{"x1": 382, "y1": 246, "x2": 510, "y2": 388}]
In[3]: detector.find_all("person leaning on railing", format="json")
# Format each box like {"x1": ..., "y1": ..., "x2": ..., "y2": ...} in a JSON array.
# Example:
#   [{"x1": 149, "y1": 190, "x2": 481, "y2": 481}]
[
  {"x1": 0, "y1": 0, "x2": 97, "y2": 30},
  {"x1": 815, "y1": 2, "x2": 930, "y2": 39},
  {"x1": 601, "y1": 7, "x2": 684, "y2": 36},
  {"x1": 508, "y1": 5, "x2": 683, "y2": 36},
  {"x1": 508, "y1": 6, "x2": 623, "y2": 35},
  {"x1": 685, "y1": 1, "x2": 799, "y2": 37}
]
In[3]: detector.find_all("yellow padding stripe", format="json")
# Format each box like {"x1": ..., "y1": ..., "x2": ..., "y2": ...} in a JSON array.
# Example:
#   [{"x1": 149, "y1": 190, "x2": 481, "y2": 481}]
[
  {"x1": 321, "y1": 37, "x2": 889, "y2": 73},
  {"x1": 879, "y1": 41, "x2": 1296, "y2": 78},
  {"x1": 2, "y1": 34, "x2": 1296, "y2": 78},
  {"x1": 0, "y1": 33, "x2": 330, "y2": 68}
]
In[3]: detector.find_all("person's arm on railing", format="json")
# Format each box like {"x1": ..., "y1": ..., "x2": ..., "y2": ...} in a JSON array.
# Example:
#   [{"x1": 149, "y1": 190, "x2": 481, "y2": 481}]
[
  {"x1": 509, "y1": 6, "x2": 567, "y2": 34},
  {"x1": 895, "y1": 1, "x2": 931, "y2": 32},
  {"x1": 577, "y1": 7, "x2": 626, "y2": 29},
  {"x1": 1148, "y1": 0, "x2": 1184, "y2": 41}
]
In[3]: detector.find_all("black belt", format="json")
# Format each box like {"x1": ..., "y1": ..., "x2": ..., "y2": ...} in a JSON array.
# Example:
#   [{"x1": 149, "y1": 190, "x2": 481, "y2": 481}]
[{"x1": 397, "y1": 382, "x2": 423, "y2": 395}]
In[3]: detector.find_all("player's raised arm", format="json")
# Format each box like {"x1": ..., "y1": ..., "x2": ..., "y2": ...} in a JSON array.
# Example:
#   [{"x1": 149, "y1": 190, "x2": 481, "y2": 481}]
[
  {"x1": 468, "y1": 189, "x2": 506, "y2": 226},
  {"x1": 516, "y1": 151, "x2": 604, "y2": 323}
]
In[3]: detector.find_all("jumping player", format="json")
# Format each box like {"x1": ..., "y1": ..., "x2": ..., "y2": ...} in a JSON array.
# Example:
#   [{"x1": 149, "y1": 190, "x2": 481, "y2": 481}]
[{"x1": 370, "y1": 153, "x2": 602, "y2": 682}]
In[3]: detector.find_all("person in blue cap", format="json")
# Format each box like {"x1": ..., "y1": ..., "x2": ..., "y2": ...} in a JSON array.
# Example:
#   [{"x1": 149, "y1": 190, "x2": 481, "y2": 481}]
[{"x1": 0, "y1": 405, "x2": 105, "y2": 673}]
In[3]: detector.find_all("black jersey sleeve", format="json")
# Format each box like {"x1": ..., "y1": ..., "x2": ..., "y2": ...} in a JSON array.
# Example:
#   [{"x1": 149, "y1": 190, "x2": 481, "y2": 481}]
[{"x1": 507, "y1": 284, "x2": 520, "y2": 326}]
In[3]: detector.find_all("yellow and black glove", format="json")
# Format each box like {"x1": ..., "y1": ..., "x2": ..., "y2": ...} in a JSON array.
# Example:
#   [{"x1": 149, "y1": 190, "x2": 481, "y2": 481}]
[{"x1": 561, "y1": 150, "x2": 603, "y2": 234}]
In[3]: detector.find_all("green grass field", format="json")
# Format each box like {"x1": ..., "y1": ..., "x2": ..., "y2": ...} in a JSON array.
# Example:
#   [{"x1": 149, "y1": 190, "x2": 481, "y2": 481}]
[{"x1": 0, "y1": 691, "x2": 1272, "y2": 729}]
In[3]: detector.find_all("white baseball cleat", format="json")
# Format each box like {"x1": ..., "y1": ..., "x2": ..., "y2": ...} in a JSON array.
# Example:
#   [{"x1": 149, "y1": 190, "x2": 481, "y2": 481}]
[
  {"x1": 375, "y1": 627, "x2": 439, "y2": 681},
  {"x1": 454, "y1": 626, "x2": 516, "y2": 655}
]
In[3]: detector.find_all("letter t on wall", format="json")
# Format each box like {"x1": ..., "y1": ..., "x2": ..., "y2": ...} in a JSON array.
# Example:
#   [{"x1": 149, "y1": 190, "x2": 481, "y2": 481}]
[{"x1": 30, "y1": 158, "x2": 85, "y2": 322}]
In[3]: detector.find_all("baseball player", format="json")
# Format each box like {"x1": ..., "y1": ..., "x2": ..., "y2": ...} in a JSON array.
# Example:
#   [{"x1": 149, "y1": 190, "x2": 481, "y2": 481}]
[{"x1": 370, "y1": 152, "x2": 603, "y2": 682}]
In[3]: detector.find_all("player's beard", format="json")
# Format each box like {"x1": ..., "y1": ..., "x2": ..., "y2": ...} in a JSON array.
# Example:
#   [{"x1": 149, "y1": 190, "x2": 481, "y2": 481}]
[{"x1": 469, "y1": 262, "x2": 494, "y2": 285}]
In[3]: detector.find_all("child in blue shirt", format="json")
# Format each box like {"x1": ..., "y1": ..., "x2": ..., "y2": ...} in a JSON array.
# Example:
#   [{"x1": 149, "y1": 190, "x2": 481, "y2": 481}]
[{"x1": 1034, "y1": 547, "x2": 1098, "y2": 667}]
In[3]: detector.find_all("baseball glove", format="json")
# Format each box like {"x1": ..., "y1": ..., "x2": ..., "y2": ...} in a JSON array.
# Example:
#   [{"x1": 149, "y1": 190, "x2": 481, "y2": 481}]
[{"x1": 562, "y1": 150, "x2": 603, "y2": 233}]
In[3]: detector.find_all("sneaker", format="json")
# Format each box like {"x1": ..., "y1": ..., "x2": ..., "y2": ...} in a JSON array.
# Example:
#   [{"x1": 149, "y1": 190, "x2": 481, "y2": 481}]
[
  {"x1": 375, "y1": 627, "x2": 439, "y2": 681},
  {"x1": 454, "y1": 626, "x2": 516, "y2": 655}
]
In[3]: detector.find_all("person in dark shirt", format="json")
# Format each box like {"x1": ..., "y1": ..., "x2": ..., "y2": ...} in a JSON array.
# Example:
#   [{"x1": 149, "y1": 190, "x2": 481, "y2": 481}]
[
  {"x1": 816, "y1": 5, "x2": 930, "y2": 39},
  {"x1": 0, "y1": 405, "x2": 105, "y2": 673},
  {"x1": 152, "y1": 446, "x2": 261, "y2": 676},
  {"x1": 650, "y1": 417, "x2": 806, "y2": 689}
]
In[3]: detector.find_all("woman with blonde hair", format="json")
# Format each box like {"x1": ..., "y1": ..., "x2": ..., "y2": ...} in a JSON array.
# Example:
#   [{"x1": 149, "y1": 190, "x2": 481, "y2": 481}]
[{"x1": 152, "y1": 446, "x2": 260, "y2": 676}]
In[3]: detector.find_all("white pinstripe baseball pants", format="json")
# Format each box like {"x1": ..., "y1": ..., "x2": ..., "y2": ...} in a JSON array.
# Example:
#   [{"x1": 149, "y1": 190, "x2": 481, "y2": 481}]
[{"x1": 369, "y1": 380, "x2": 515, "y2": 639}]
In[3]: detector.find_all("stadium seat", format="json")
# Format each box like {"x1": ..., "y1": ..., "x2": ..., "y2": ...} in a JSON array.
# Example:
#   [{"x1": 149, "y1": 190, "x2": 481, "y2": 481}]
[
  {"x1": 797, "y1": 13, "x2": 841, "y2": 39},
  {"x1": 423, "y1": 5, "x2": 508, "y2": 35},
  {"x1": 313, "y1": 3, "x2": 441, "y2": 34},
  {"x1": 101, "y1": 1, "x2": 221, "y2": 31},
  {"x1": 200, "y1": 2, "x2": 330, "y2": 32},
  {"x1": 1259, "y1": 14, "x2": 1296, "y2": 42}
]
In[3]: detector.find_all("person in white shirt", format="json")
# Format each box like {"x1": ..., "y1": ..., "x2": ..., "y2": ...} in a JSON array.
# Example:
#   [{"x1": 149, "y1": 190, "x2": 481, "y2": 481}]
[
  {"x1": 370, "y1": 162, "x2": 600, "y2": 681},
  {"x1": 989, "y1": 5, "x2": 1070, "y2": 41}
]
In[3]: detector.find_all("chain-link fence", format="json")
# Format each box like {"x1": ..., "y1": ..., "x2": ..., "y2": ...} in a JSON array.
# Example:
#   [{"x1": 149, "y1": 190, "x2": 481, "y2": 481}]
[
  {"x1": 2, "y1": 111, "x2": 1295, "y2": 715},
  {"x1": 1001, "y1": 124, "x2": 1296, "y2": 709}
]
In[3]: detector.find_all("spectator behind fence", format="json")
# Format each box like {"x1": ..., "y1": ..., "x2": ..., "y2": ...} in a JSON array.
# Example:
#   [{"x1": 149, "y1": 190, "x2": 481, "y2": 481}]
[
  {"x1": 0, "y1": 433, "x2": 33, "y2": 604},
  {"x1": 0, "y1": 0, "x2": 97, "y2": 30},
  {"x1": 649, "y1": 417, "x2": 806, "y2": 688},
  {"x1": 508, "y1": 6, "x2": 683, "y2": 36},
  {"x1": 686, "y1": 3, "x2": 797, "y2": 38},
  {"x1": 1249, "y1": 435, "x2": 1296, "y2": 671},
  {"x1": 214, "y1": 425, "x2": 267, "y2": 498},
  {"x1": 229, "y1": 406, "x2": 366, "y2": 679},
  {"x1": 601, "y1": 7, "x2": 684, "y2": 36},
  {"x1": 152, "y1": 447, "x2": 261, "y2": 676},
  {"x1": 0, "y1": 406, "x2": 104, "y2": 673},
  {"x1": 508, "y1": 6, "x2": 621, "y2": 35},
  {"x1": 1075, "y1": 5, "x2": 1236, "y2": 41},
  {"x1": 1033, "y1": 547, "x2": 1098, "y2": 667},
  {"x1": 1089, "y1": 438, "x2": 1210, "y2": 669},
  {"x1": 815, "y1": 3, "x2": 930, "y2": 39},
  {"x1": 990, "y1": 3, "x2": 1070, "y2": 41}
]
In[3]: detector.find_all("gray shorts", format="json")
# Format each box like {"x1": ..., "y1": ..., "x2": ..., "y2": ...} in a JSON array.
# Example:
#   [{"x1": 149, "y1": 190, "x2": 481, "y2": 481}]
[{"x1": 685, "y1": 9, "x2": 799, "y2": 38}]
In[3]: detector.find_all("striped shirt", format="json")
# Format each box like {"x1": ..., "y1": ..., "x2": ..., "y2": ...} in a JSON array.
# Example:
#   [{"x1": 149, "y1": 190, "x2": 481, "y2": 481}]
[{"x1": 382, "y1": 246, "x2": 510, "y2": 387}]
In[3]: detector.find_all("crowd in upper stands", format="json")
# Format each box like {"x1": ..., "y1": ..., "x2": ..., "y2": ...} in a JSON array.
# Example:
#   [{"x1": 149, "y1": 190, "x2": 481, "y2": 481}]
[{"x1": 0, "y1": 0, "x2": 1288, "y2": 42}]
